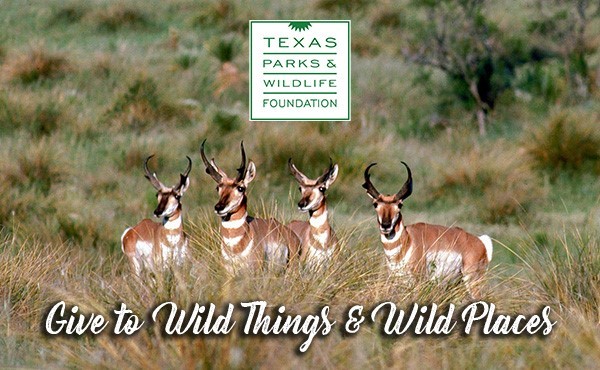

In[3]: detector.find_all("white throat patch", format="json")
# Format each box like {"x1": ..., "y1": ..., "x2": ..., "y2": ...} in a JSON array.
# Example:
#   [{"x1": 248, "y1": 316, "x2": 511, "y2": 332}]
[
  {"x1": 163, "y1": 216, "x2": 182, "y2": 230},
  {"x1": 309, "y1": 211, "x2": 328, "y2": 228},
  {"x1": 222, "y1": 213, "x2": 247, "y2": 229}
]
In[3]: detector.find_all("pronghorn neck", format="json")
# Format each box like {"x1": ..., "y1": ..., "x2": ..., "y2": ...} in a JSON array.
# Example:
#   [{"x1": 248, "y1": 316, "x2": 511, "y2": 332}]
[
  {"x1": 220, "y1": 202, "x2": 253, "y2": 255},
  {"x1": 220, "y1": 201, "x2": 248, "y2": 229},
  {"x1": 163, "y1": 207, "x2": 183, "y2": 231},
  {"x1": 308, "y1": 203, "x2": 332, "y2": 249},
  {"x1": 380, "y1": 220, "x2": 405, "y2": 257},
  {"x1": 309, "y1": 203, "x2": 329, "y2": 230}
]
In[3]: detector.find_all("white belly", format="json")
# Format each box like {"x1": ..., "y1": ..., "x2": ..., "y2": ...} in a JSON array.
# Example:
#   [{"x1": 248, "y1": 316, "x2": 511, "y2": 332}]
[
  {"x1": 134, "y1": 240, "x2": 154, "y2": 271},
  {"x1": 264, "y1": 242, "x2": 289, "y2": 268},
  {"x1": 426, "y1": 251, "x2": 463, "y2": 279}
]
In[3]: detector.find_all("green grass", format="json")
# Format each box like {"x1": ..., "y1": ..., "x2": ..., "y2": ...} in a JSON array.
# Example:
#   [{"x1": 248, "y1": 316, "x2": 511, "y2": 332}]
[{"x1": 0, "y1": 0, "x2": 599, "y2": 367}]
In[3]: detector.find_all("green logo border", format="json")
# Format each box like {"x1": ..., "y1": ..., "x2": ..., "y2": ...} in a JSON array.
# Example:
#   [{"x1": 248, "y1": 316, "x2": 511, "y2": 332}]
[{"x1": 249, "y1": 20, "x2": 352, "y2": 122}]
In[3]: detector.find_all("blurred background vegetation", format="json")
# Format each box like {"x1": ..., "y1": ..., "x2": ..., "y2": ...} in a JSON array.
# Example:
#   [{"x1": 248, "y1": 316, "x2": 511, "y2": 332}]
[{"x1": 0, "y1": 0, "x2": 599, "y2": 367}]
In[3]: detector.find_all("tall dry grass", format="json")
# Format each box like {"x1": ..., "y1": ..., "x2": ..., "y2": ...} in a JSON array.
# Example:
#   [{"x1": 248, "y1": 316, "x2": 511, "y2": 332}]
[{"x1": 1, "y1": 212, "x2": 599, "y2": 368}]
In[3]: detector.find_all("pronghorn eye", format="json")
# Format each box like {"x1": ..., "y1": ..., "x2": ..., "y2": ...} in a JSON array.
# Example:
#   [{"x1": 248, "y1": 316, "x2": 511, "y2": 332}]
[
  {"x1": 373, "y1": 203, "x2": 378, "y2": 208},
  {"x1": 319, "y1": 186, "x2": 326, "y2": 193},
  {"x1": 237, "y1": 186, "x2": 246, "y2": 192},
  {"x1": 298, "y1": 186, "x2": 301, "y2": 192}
]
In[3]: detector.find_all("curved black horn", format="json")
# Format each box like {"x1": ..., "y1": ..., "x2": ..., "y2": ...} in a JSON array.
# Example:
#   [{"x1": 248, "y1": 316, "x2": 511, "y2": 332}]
[
  {"x1": 235, "y1": 141, "x2": 247, "y2": 182},
  {"x1": 396, "y1": 161, "x2": 413, "y2": 201},
  {"x1": 182, "y1": 156, "x2": 192, "y2": 178},
  {"x1": 317, "y1": 157, "x2": 335, "y2": 184},
  {"x1": 200, "y1": 139, "x2": 222, "y2": 182},
  {"x1": 362, "y1": 163, "x2": 381, "y2": 199},
  {"x1": 144, "y1": 155, "x2": 165, "y2": 190}
]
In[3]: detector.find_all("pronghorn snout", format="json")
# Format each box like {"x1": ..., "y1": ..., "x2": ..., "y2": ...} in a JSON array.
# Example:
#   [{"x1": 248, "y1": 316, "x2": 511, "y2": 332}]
[
  {"x1": 214, "y1": 202, "x2": 226, "y2": 214},
  {"x1": 298, "y1": 198, "x2": 309, "y2": 210}
]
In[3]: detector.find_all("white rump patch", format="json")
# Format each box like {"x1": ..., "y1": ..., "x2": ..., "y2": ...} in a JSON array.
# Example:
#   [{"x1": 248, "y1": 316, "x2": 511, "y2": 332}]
[
  {"x1": 426, "y1": 251, "x2": 463, "y2": 279},
  {"x1": 478, "y1": 234, "x2": 493, "y2": 262},
  {"x1": 121, "y1": 227, "x2": 132, "y2": 253}
]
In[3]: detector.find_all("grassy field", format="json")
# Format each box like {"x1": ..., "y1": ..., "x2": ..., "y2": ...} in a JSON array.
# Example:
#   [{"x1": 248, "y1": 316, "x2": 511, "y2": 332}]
[{"x1": 0, "y1": 0, "x2": 599, "y2": 368}]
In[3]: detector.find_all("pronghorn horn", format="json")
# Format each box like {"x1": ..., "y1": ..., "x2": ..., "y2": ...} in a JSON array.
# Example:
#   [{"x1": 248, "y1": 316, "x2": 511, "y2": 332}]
[
  {"x1": 362, "y1": 163, "x2": 381, "y2": 199},
  {"x1": 235, "y1": 141, "x2": 246, "y2": 182},
  {"x1": 288, "y1": 158, "x2": 309, "y2": 183},
  {"x1": 182, "y1": 156, "x2": 192, "y2": 178},
  {"x1": 200, "y1": 139, "x2": 223, "y2": 182},
  {"x1": 316, "y1": 157, "x2": 335, "y2": 184},
  {"x1": 176, "y1": 156, "x2": 192, "y2": 189},
  {"x1": 144, "y1": 155, "x2": 166, "y2": 191},
  {"x1": 396, "y1": 161, "x2": 413, "y2": 201}
]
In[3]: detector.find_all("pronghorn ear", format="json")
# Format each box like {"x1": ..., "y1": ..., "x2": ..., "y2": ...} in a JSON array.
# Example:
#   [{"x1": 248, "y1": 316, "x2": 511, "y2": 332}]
[
  {"x1": 324, "y1": 164, "x2": 339, "y2": 188},
  {"x1": 175, "y1": 175, "x2": 190, "y2": 195},
  {"x1": 243, "y1": 161, "x2": 256, "y2": 185}
]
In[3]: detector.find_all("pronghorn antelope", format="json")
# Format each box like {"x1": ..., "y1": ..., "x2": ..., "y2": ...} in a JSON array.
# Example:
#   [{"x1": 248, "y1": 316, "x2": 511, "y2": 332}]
[
  {"x1": 362, "y1": 162, "x2": 493, "y2": 298},
  {"x1": 201, "y1": 140, "x2": 301, "y2": 273},
  {"x1": 287, "y1": 159, "x2": 339, "y2": 268},
  {"x1": 121, "y1": 155, "x2": 191, "y2": 276}
]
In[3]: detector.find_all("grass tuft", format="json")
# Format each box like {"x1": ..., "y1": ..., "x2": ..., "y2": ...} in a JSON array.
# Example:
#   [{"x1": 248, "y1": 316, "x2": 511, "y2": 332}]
[
  {"x1": 314, "y1": 0, "x2": 369, "y2": 12},
  {"x1": 190, "y1": 0, "x2": 249, "y2": 34},
  {"x1": 524, "y1": 110, "x2": 600, "y2": 175},
  {"x1": 0, "y1": 94, "x2": 71, "y2": 136},
  {"x1": 431, "y1": 143, "x2": 544, "y2": 223},
  {"x1": 47, "y1": 3, "x2": 87, "y2": 26},
  {"x1": 105, "y1": 76, "x2": 187, "y2": 130},
  {"x1": 0, "y1": 138, "x2": 69, "y2": 196},
  {"x1": 88, "y1": 4, "x2": 151, "y2": 32},
  {"x1": 525, "y1": 230, "x2": 600, "y2": 321},
  {"x1": 1, "y1": 48, "x2": 71, "y2": 84}
]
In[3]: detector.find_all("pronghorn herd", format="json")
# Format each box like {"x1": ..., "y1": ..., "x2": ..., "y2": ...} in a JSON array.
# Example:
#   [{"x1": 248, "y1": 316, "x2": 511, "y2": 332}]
[{"x1": 121, "y1": 140, "x2": 493, "y2": 297}]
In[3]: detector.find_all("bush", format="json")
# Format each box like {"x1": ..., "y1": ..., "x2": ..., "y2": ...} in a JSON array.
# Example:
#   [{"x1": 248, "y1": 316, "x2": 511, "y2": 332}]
[
  {"x1": 105, "y1": 77, "x2": 187, "y2": 130},
  {"x1": 1, "y1": 48, "x2": 71, "y2": 84},
  {"x1": 47, "y1": 3, "x2": 87, "y2": 26},
  {"x1": 0, "y1": 138, "x2": 69, "y2": 196},
  {"x1": 88, "y1": 4, "x2": 151, "y2": 32},
  {"x1": 431, "y1": 143, "x2": 544, "y2": 223},
  {"x1": 190, "y1": 0, "x2": 249, "y2": 34},
  {"x1": 524, "y1": 110, "x2": 600, "y2": 175}
]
